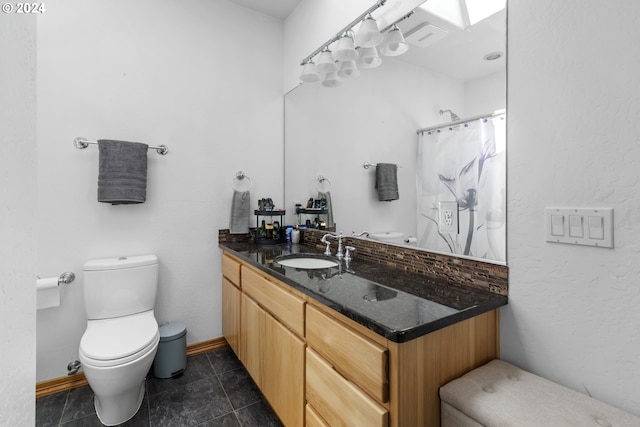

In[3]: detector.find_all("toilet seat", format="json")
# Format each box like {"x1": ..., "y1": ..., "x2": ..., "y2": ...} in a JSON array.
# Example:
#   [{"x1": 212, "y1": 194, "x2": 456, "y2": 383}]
[{"x1": 80, "y1": 311, "x2": 159, "y2": 368}]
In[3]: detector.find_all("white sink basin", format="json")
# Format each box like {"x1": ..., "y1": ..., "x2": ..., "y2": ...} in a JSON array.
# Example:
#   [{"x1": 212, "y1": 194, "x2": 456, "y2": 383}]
[{"x1": 275, "y1": 255, "x2": 339, "y2": 269}]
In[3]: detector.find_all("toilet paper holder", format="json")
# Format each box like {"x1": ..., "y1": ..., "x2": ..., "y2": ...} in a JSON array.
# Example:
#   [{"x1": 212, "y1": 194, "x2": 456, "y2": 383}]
[
  {"x1": 58, "y1": 272, "x2": 75, "y2": 285},
  {"x1": 37, "y1": 272, "x2": 75, "y2": 286}
]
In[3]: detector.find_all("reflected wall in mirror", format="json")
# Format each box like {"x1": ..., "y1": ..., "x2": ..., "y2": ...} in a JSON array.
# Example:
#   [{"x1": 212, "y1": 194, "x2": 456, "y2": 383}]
[{"x1": 284, "y1": 2, "x2": 506, "y2": 264}]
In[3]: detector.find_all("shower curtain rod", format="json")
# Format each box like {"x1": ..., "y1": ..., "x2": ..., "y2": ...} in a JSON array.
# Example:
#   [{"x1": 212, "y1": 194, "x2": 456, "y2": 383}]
[{"x1": 416, "y1": 111, "x2": 505, "y2": 135}]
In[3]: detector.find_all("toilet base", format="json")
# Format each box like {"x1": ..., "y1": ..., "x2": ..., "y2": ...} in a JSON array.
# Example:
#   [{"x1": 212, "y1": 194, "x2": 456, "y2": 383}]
[
  {"x1": 94, "y1": 380, "x2": 145, "y2": 426},
  {"x1": 81, "y1": 337, "x2": 158, "y2": 426}
]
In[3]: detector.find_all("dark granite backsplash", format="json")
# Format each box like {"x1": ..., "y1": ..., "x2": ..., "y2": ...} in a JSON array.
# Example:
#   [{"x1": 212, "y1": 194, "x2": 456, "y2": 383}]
[{"x1": 219, "y1": 228, "x2": 508, "y2": 296}]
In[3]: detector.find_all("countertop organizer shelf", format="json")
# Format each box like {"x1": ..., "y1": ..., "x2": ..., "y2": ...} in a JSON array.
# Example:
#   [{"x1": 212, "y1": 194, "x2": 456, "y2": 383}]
[{"x1": 254, "y1": 209, "x2": 286, "y2": 245}]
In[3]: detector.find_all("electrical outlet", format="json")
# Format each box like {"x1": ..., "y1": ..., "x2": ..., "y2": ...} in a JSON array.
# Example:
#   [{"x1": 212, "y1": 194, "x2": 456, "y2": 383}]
[{"x1": 439, "y1": 201, "x2": 458, "y2": 233}]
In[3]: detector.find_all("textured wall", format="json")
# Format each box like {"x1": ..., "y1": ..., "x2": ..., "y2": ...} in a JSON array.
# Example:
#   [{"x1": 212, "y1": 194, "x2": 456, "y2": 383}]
[
  {"x1": 0, "y1": 12, "x2": 37, "y2": 426},
  {"x1": 36, "y1": 0, "x2": 284, "y2": 381},
  {"x1": 503, "y1": 0, "x2": 640, "y2": 415}
]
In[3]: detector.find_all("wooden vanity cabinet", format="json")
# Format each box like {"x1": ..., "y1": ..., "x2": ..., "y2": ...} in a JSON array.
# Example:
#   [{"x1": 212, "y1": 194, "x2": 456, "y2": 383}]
[
  {"x1": 238, "y1": 262, "x2": 305, "y2": 427},
  {"x1": 221, "y1": 251, "x2": 500, "y2": 427},
  {"x1": 221, "y1": 254, "x2": 241, "y2": 356}
]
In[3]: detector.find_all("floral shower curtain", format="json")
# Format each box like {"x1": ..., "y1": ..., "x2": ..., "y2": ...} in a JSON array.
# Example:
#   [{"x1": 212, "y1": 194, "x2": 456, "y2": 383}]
[{"x1": 416, "y1": 114, "x2": 506, "y2": 262}]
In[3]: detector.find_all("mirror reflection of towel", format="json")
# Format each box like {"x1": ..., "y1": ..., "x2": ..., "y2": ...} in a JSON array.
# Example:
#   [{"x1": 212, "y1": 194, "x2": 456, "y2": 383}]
[
  {"x1": 375, "y1": 163, "x2": 399, "y2": 201},
  {"x1": 97, "y1": 139, "x2": 148, "y2": 205},
  {"x1": 229, "y1": 190, "x2": 250, "y2": 234}
]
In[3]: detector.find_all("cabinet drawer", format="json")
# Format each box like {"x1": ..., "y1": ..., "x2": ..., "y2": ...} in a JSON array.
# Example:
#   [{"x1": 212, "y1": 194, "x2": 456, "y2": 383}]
[
  {"x1": 306, "y1": 348, "x2": 388, "y2": 427},
  {"x1": 306, "y1": 404, "x2": 329, "y2": 427},
  {"x1": 241, "y1": 265, "x2": 304, "y2": 337},
  {"x1": 222, "y1": 253, "x2": 241, "y2": 286},
  {"x1": 306, "y1": 305, "x2": 389, "y2": 403}
]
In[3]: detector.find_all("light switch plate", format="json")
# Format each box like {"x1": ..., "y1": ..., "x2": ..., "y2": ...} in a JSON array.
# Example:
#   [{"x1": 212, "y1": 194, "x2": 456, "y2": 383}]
[
  {"x1": 439, "y1": 201, "x2": 458, "y2": 234},
  {"x1": 545, "y1": 207, "x2": 613, "y2": 248}
]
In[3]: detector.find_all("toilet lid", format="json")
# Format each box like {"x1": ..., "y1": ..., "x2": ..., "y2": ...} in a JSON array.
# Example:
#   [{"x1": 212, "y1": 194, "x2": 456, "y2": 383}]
[{"x1": 80, "y1": 311, "x2": 159, "y2": 361}]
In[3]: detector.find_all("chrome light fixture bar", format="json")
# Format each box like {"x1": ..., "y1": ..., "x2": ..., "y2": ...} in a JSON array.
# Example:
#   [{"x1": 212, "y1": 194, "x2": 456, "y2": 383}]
[
  {"x1": 299, "y1": 0, "x2": 387, "y2": 67},
  {"x1": 379, "y1": 10, "x2": 415, "y2": 33}
]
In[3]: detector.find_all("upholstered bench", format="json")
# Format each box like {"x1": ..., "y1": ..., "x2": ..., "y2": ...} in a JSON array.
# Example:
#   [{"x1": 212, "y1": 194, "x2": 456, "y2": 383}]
[{"x1": 440, "y1": 359, "x2": 640, "y2": 427}]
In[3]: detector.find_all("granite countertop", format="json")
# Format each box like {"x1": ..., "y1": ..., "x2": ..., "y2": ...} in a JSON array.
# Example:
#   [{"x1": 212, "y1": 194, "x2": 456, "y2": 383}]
[{"x1": 220, "y1": 242, "x2": 507, "y2": 343}]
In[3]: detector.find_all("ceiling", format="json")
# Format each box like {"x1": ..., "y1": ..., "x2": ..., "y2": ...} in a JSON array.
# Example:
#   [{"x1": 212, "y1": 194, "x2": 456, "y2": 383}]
[
  {"x1": 228, "y1": 0, "x2": 505, "y2": 82},
  {"x1": 227, "y1": 0, "x2": 302, "y2": 20},
  {"x1": 396, "y1": 6, "x2": 505, "y2": 81}
]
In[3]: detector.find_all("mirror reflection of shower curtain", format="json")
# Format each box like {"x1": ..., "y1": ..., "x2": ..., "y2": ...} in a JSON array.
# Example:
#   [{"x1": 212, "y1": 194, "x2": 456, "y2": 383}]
[{"x1": 416, "y1": 114, "x2": 506, "y2": 262}]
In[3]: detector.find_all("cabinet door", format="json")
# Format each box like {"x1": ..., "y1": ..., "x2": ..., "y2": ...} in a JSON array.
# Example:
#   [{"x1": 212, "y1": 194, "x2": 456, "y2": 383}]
[
  {"x1": 222, "y1": 277, "x2": 241, "y2": 356},
  {"x1": 240, "y1": 293, "x2": 262, "y2": 383},
  {"x1": 262, "y1": 312, "x2": 305, "y2": 427}
]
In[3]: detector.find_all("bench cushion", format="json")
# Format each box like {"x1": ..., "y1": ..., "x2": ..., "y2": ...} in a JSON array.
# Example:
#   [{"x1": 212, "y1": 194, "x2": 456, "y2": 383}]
[{"x1": 440, "y1": 359, "x2": 640, "y2": 427}]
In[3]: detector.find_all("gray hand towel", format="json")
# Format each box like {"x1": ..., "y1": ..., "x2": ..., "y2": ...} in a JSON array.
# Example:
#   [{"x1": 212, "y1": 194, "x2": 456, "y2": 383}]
[
  {"x1": 375, "y1": 163, "x2": 399, "y2": 201},
  {"x1": 97, "y1": 139, "x2": 148, "y2": 205},
  {"x1": 229, "y1": 190, "x2": 251, "y2": 234}
]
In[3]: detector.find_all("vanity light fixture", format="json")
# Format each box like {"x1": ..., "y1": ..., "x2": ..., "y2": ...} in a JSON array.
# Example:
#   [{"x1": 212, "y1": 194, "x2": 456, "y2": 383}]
[
  {"x1": 357, "y1": 46, "x2": 382, "y2": 69},
  {"x1": 379, "y1": 24, "x2": 409, "y2": 56},
  {"x1": 322, "y1": 71, "x2": 343, "y2": 88},
  {"x1": 338, "y1": 59, "x2": 360, "y2": 78},
  {"x1": 299, "y1": 61, "x2": 320, "y2": 82},
  {"x1": 354, "y1": 14, "x2": 384, "y2": 48},
  {"x1": 333, "y1": 33, "x2": 359, "y2": 62},
  {"x1": 298, "y1": 0, "x2": 387, "y2": 86},
  {"x1": 379, "y1": 10, "x2": 414, "y2": 57},
  {"x1": 297, "y1": 0, "x2": 413, "y2": 87},
  {"x1": 316, "y1": 48, "x2": 338, "y2": 73}
]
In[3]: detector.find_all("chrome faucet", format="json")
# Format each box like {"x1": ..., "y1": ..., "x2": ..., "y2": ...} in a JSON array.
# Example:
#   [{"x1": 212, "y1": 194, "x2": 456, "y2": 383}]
[
  {"x1": 321, "y1": 231, "x2": 344, "y2": 258},
  {"x1": 351, "y1": 231, "x2": 370, "y2": 238}
]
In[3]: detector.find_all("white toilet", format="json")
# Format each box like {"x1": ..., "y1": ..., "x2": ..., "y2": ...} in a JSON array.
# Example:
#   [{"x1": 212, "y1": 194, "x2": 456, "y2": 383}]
[
  {"x1": 369, "y1": 231, "x2": 405, "y2": 244},
  {"x1": 79, "y1": 255, "x2": 160, "y2": 426}
]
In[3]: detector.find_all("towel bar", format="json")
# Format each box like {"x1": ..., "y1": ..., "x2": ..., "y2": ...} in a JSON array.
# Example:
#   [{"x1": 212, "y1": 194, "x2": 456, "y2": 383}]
[
  {"x1": 363, "y1": 162, "x2": 402, "y2": 170},
  {"x1": 73, "y1": 137, "x2": 169, "y2": 155}
]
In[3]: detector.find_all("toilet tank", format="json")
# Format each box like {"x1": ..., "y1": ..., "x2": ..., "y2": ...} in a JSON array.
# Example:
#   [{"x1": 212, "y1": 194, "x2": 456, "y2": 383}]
[
  {"x1": 83, "y1": 255, "x2": 159, "y2": 320},
  {"x1": 369, "y1": 231, "x2": 404, "y2": 244}
]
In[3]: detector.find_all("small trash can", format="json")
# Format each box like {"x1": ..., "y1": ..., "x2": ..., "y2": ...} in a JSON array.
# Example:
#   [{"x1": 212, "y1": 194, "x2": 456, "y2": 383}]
[{"x1": 153, "y1": 322, "x2": 187, "y2": 379}]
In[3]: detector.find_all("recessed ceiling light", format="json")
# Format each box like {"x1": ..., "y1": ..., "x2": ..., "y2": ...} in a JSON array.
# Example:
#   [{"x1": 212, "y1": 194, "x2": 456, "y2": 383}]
[{"x1": 483, "y1": 51, "x2": 503, "y2": 61}]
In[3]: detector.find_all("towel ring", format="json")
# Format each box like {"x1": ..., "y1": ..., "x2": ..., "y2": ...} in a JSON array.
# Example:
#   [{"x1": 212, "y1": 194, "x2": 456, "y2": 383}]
[
  {"x1": 316, "y1": 175, "x2": 332, "y2": 193},
  {"x1": 232, "y1": 171, "x2": 252, "y2": 192}
]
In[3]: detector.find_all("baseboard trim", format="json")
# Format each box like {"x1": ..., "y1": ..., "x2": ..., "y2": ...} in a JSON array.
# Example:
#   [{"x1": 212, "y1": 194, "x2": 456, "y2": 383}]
[
  {"x1": 36, "y1": 337, "x2": 229, "y2": 399},
  {"x1": 36, "y1": 373, "x2": 89, "y2": 399},
  {"x1": 186, "y1": 337, "x2": 227, "y2": 357}
]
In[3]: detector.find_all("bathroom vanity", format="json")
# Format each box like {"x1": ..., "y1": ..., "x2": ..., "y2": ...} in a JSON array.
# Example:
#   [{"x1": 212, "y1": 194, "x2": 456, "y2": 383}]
[{"x1": 220, "y1": 242, "x2": 507, "y2": 427}]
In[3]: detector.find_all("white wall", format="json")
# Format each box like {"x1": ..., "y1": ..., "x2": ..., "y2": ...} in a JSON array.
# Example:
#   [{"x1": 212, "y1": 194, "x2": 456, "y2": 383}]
[
  {"x1": 503, "y1": 0, "x2": 640, "y2": 416},
  {"x1": 465, "y1": 70, "x2": 507, "y2": 117},
  {"x1": 0, "y1": 13, "x2": 37, "y2": 425},
  {"x1": 36, "y1": 0, "x2": 284, "y2": 382}
]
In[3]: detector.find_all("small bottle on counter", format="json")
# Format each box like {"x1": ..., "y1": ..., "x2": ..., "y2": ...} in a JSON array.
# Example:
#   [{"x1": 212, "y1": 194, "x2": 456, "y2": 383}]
[{"x1": 291, "y1": 227, "x2": 301, "y2": 244}]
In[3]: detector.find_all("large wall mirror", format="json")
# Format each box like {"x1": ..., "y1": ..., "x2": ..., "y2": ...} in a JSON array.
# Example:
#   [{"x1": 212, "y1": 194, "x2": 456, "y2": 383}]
[{"x1": 284, "y1": 1, "x2": 506, "y2": 264}]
